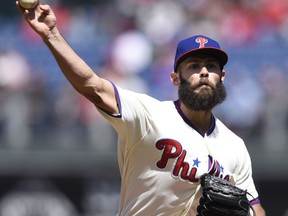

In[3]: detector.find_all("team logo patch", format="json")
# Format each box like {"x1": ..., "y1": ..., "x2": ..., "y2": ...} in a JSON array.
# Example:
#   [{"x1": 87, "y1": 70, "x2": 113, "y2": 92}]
[
  {"x1": 155, "y1": 139, "x2": 231, "y2": 183},
  {"x1": 196, "y1": 37, "x2": 208, "y2": 48}
]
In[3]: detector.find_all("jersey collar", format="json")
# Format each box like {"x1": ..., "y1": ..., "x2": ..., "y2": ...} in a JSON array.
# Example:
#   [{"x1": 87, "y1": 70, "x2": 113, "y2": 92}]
[{"x1": 174, "y1": 100, "x2": 216, "y2": 137}]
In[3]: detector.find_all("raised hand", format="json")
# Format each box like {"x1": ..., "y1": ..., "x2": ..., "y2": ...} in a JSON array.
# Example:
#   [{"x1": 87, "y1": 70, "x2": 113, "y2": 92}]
[{"x1": 16, "y1": 1, "x2": 58, "y2": 40}]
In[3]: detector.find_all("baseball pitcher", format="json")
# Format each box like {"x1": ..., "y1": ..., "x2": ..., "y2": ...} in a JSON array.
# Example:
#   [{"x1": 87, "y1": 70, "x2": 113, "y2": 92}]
[{"x1": 17, "y1": 2, "x2": 266, "y2": 215}]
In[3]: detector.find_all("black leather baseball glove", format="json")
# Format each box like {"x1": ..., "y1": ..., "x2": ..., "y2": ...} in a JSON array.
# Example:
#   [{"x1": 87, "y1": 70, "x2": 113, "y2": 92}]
[{"x1": 196, "y1": 173, "x2": 252, "y2": 216}]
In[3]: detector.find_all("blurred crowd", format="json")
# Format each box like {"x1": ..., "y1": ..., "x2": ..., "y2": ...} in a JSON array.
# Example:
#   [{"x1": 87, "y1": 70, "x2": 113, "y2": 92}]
[
  {"x1": 0, "y1": 0, "x2": 288, "y2": 153},
  {"x1": 0, "y1": 0, "x2": 287, "y2": 215}
]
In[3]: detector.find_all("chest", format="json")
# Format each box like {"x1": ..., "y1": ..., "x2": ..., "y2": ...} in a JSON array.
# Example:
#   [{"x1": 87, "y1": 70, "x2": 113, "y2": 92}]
[{"x1": 136, "y1": 118, "x2": 239, "y2": 183}]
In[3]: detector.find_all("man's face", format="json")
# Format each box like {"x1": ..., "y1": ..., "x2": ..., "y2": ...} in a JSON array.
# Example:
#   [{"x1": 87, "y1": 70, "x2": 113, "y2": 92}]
[{"x1": 177, "y1": 54, "x2": 227, "y2": 111}]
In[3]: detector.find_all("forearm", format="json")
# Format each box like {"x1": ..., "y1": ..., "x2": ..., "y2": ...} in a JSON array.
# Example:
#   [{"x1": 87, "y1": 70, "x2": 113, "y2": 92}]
[
  {"x1": 42, "y1": 27, "x2": 118, "y2": 113},
  {"x1": 252, "y1": 203, "x2": 266, "y2": 216},
  {"x1": 17, "y1": 2, "x2": 118, "y2": 113},
  {"x1": 43, "y1": 27, "x2": 99, "y2": 97},
  {"x1": 17, "y1": 2, "x2": 94, "y2": 95}
]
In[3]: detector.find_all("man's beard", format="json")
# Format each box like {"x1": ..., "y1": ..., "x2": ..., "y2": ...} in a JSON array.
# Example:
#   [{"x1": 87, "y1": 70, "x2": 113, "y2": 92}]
[{"x1": 178, "y1": 76, "x2": 227, "y2": 111}]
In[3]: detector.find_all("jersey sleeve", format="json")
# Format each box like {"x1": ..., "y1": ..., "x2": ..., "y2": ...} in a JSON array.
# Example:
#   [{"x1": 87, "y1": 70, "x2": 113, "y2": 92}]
[{"x1": 96, "y1": 83, "x2": 157, "y2": 149}]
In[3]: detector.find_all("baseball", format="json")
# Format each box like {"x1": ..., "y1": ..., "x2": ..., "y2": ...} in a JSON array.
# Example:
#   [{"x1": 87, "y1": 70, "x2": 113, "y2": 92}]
[{"x1": 19, "y1": 0, "x2": 38, "y2": 9}]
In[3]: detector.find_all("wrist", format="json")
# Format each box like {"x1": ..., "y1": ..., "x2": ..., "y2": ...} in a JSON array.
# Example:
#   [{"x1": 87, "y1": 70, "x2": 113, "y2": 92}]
[{"x1": 42, "y1": 27, "x2": 61, "y2": 44}]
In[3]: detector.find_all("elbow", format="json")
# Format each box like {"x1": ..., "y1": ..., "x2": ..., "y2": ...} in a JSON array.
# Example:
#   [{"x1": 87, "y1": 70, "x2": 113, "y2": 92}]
[{"x1": 72, "y1": 83, "x2": 102, "y2": 104}]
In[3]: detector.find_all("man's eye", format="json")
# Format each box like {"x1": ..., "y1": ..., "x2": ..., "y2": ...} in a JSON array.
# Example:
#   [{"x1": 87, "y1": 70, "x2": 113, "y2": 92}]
[
  {"x1": 189, "y1": 64, "x2": 199, "y2": 69},
  {"x1": 207, "y1": 63, "x2": 217, "y2": 68}
]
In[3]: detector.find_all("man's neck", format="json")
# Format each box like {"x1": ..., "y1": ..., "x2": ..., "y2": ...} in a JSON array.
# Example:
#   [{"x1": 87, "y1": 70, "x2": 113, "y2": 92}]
[{"x1": 180, "y1": 102, "x2": 213, "y2": 136}]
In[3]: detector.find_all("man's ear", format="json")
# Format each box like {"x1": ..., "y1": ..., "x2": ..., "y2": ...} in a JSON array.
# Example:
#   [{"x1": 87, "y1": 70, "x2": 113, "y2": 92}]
[
  {"x1": 170, "y1": 71, "x2": 180, "y2": 86},
  {"x1": 221, "y1": 70, "x2": 226, "y2": 82}
]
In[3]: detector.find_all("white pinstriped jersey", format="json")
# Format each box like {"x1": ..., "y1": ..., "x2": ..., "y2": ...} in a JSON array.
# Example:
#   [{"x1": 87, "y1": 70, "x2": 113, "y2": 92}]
[{"x1": 97, "y1": 85, "x2": 260, "y2": 216}]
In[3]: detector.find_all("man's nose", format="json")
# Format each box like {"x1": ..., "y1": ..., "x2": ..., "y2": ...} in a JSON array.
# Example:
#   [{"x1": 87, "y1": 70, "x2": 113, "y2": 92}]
[{"x1": 199, "y1": 67, "x2": 209, "y2": 77}]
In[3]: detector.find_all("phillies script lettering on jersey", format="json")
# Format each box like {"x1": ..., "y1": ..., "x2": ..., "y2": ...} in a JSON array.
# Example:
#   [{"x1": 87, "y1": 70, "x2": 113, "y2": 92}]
[{"x1": 155, "y1": 139, "x2": 231, "y2": 183}]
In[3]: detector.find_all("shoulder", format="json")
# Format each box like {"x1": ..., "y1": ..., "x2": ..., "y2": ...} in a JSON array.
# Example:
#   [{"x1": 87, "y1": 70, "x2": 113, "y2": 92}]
[
  {"x1": 214, "y1": 117, "x2": 244, "y2": 143},
  {"x1": 115, "y1": 86, "x2": 177, "y2": 122},
  {"x1": 117, "y1": 86, "x2": 174, "y2": 109},
  {"x1": 117, "y1": 86, "x2": 159, "y2": 103}
]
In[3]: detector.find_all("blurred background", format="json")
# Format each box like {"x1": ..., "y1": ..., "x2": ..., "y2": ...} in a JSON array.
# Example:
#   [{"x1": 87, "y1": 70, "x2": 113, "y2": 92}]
[{"x1": 0, "y1": 0, "x2": 288, "y2": 215}]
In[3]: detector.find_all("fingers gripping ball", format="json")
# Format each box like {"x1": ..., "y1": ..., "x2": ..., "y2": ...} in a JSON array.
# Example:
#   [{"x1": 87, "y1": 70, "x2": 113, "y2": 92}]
[
  {"x1": 19, "y1": 0, "x2": 38, "y2": 9},
  {"x1": 197, "y1": 174, "x2": 251, "y2": 216}
]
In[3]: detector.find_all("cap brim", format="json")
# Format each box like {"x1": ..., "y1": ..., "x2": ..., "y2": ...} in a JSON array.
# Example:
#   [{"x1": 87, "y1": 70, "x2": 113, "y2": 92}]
[{"x1": 175, "y1": 47, "x2": 228, "y2": 71}]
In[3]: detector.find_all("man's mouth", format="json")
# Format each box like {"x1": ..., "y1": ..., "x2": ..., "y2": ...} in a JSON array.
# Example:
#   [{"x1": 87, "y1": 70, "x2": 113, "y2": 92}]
[{"x1": 199, "y1": 79, "x2": 210, "y2": 86}]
